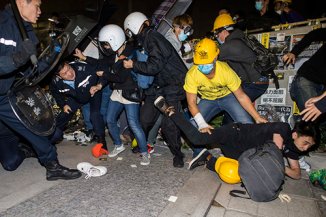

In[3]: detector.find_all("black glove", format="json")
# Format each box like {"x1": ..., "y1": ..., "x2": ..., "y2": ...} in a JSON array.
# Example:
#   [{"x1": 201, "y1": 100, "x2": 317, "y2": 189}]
[{"x1": 12, "y1": 39, "x2": 37, "y2": 68}]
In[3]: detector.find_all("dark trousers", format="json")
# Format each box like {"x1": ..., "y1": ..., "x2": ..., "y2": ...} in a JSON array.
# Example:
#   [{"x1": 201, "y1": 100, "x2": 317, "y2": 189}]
[
  {"x1": 0, "y1": 96, "x2": 57, "y2": 165},
  {"x1": 0, "y1": 120, "x2": 24, "y2": 171},
  {"x1": 140, "y1": 97, "x2": 184, "y2": 158},
  {"x1": 54, "y1": 91, "x2": 105, "y2": 141}
]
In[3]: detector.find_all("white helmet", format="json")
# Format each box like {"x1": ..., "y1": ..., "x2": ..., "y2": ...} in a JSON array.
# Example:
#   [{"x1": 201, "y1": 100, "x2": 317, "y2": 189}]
[
  {"x1": 98, "y1": 24, "x2": 126, "y2": 52},
  {"x1": 124, "y1": 12, "x2": 148, "y2": 38}
]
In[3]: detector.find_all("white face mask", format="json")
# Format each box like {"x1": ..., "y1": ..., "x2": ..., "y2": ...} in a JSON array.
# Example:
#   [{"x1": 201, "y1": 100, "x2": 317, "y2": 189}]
[{"x1": 275, "y1": 10, "x2": 282, "y2": 15}]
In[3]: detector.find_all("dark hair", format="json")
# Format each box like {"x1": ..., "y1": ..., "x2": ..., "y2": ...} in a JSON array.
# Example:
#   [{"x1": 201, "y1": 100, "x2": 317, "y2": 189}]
[
  {"x1": 173, "y1": 14, "x2": 193, "y2": 27},
  {"x1": 292, "y1": 120, "x2": 320, "y2": 143},
  {"x1": 54, "y1": 61, "x2": 68, "y2": 75}
]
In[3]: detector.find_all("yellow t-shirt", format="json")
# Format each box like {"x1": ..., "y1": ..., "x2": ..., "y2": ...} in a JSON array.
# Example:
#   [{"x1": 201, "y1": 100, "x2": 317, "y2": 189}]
[{"x1": 184, "y1": 61, "x2": 241, "y2": 100}]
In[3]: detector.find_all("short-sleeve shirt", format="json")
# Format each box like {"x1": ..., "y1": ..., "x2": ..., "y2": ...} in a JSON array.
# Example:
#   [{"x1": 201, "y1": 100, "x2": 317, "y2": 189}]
[{"x1": 183, "y1": 61, "x2": 241, "y2": 100}]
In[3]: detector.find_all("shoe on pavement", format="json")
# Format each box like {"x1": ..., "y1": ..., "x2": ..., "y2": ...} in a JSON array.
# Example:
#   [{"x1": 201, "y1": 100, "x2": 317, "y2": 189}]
[
  {"x1": 299, "y1": 156, "x2": 311, "y2": 172},
  {"x1": 108, "y1": 144, "x2": 126, "y2": 158},
  {"x1": 188, "y1": 149, "x2": 210, "y2": 170},
  {"x1": 45, "y1": 161, "x2": 82, "y2": 181},
  {"x1": 140, "y1": 153, "x2": 150, "y2": 166},
  {"x1": 147, "y1": 144, "x2": 154, "y2": 154},
  {"x1": 154, "y1": 96, "x2": 175, "y2": 116},
  {"x1": 77, "y1": 162, "x2": 107, "y2": 179},
  {"x1": 173, "y1": 156, "x2": 184, "y2": 168}
]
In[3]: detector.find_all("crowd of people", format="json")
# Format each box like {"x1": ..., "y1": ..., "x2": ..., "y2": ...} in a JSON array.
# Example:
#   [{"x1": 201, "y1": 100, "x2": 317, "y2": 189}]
[{"x1": 0, "y1": 0, "x2": 325, "y2": 185}]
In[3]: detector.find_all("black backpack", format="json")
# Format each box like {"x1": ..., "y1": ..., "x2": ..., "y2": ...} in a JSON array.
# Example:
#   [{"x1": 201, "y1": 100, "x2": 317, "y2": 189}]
[
  {"x1": 243, "y1": 35, "x2": 280, "y2": 88},
  {"x1": 230, "y1": 141, "x2": 285, "y2": 202}
]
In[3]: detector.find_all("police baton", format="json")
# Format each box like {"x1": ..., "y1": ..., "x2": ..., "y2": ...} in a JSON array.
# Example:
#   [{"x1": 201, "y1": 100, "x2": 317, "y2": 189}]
[{"x1": 10, "y1": 0, "x2": 38, "y2": 66}]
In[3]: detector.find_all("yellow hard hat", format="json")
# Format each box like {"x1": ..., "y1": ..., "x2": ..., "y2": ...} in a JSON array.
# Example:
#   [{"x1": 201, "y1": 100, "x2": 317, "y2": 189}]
[
  {"x1": 213, "y1": 14, "x2": 235, "y2": 31},
  {"x1": 193, "y1": 38, "x2": 219, "y2": 65},
  {"x1": 274, "y1": 0, "x2": 292, "y2": 4},
  {"x1": 215, "y1": 156, "x2": 241, "y2": 184}
]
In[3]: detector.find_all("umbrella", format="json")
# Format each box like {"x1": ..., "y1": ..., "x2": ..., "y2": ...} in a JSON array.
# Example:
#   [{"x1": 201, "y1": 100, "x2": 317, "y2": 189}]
[
  {"x1": 151, "y1": 0, "x2": 193, "y2": 36},
  {"x1": 64, "y1": 15, "x2": 97, "y2": 55}
]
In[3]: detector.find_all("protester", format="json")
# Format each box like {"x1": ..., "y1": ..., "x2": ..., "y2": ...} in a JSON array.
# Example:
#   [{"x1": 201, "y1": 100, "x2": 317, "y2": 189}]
[
  {"x1": 282, "y1": 28, "x2": 326, "y2": 113},
  {"x1": 90, "y1": 24, "x2": 150, "y2": 165},
  {"x1": 184, "y1": 37, "x2": 266, "y2": 158},
  {"x1": 165, "y1": 13, "x2": 194, "y2": 69},
  {"x1": 154, "y1": 97, "x2": 318, "y2": 180},
  {"x1": 123, "y1": 12, "x2": 188, "y2": 167},
  {"x1": 0, "y1": 0, "x2": 81, "y2": 180},
  {"x1": 273, "y1": 0, "x2": 304, "y2": 24},
  {"x1": 246, "y1": 0, "x2": 280, "y2": 31}
]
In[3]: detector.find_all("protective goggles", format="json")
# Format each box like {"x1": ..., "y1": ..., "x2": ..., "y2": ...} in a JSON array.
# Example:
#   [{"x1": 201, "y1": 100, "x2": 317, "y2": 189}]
[{"x1": 174, "y1": 25, "x2": 193, "y2": 36}]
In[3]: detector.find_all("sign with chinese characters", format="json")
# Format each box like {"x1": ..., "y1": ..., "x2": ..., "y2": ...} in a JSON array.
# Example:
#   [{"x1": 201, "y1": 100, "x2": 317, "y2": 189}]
[
  {"x1": 257, "y1": 104, "x2": 292, "y2": 123},
  {"x1": 260, "y1": 88, "x2": 286, "y2": 105}
]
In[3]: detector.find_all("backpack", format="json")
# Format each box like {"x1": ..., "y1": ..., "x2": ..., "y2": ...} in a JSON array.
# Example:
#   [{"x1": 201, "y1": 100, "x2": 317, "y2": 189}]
[
  {"x1": 230, "y1": 141, "x2": 285, "y2": 202},
  {"x1": 130, "y1": 50, "x2": 154, "y2": 89},
  {"x1": 243, "y1": 35, "x2": 280, "y2": 88}
]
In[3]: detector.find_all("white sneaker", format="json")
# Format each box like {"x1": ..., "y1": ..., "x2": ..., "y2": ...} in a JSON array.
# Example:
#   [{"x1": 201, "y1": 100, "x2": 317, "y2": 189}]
[
  {"x1": 299, "y1": 156, "x2": 311, "y2": 172},
  {"x1": 77, "y1": 162, "x2": 107, "y2": 179},
  {"x1": 140, "y1": 153, "x2": 150, "y2": 166},
  {"x1": 108, "y1": 145, "x2": 126, "y2": 158}
]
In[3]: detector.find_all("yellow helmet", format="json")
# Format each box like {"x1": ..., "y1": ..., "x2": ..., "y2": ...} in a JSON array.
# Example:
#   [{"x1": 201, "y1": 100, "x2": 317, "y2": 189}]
[
  {"x1": 193, "y1": 38, "x2": 219, "y2": 65},
  {"x1": 215, "y1": 156, "x2": 241, "y2": 184},
  {"x1": 213, "y1": 14, "x2": 235, "y2": 31},
  {"x1": 274, "y1": 0, "x2": 292, "y2": 4}
]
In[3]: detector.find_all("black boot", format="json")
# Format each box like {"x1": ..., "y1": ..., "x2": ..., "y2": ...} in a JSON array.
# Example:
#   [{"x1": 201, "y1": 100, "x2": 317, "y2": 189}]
[
  {"x1": 97, "y1": 136, "x2": 108, "y2": 151},
  {"x1": 45, "y1": 160, "x2": 82, "y2": 181}
]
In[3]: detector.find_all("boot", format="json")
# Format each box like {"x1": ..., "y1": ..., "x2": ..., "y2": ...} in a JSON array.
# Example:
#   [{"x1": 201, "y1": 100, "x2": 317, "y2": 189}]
[
  {"x1": 97, "y1": 136, "x2": 108, "y2": 151},
  {"x1": 45, "y1": 160, "x2": 82, "y2": 181}
]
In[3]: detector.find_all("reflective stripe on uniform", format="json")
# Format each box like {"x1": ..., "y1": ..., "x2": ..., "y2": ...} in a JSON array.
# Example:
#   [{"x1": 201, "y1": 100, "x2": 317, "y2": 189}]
[{"x1": 0, "y1": 38, "x2": 16, "y2": 47}]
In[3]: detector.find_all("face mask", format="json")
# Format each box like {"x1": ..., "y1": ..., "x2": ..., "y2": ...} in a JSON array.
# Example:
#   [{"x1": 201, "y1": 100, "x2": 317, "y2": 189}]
[
  {"x1": 255, "y1": 1, "x2": 263, "y2": 11},
  {"x1": 178, "y1": 30, "x2": 188, "y2": 42},
  {"x1": 275, "y1": 10, "x2": 282, "y2": 15},
  {"x1": 198, "y1": 63, "x2": 214, "y2": 75},
  {"x1": 217, "y1": 38, "x2": 224, "y2": 45}
]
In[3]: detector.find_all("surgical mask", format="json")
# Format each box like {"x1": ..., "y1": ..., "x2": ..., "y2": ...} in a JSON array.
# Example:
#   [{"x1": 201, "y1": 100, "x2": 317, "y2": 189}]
[
  {"x1": 178, "y1": 30, "x2": 188, "y2": 42},
  {"x1": 217, "y1": 38, "x2": 224, "y2": 45},
  {"x1": 275, "y1": 10, "x2": 282, "y2": 15},
  {"x1": 255, "y1": 1, "x2": 263, "y2": 11},
  {"x1": 198, "y1": 63, "x2": 214, "y2": 75}
]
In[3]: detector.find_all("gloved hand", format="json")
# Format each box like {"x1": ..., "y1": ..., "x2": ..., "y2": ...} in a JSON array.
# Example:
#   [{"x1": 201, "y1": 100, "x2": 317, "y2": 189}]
[{"x1": 12, "y1": 39, "x2": 37, "y2": 68}]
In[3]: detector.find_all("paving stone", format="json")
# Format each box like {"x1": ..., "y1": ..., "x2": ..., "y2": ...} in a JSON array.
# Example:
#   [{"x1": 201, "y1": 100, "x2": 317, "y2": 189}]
[
  {"x1": 224, "y1": 210, "x2": 257, "y2": 217},
  {"x1": 287, "y1": 197, "x2": 320, "y2": 217},
  {"x1": 282, "y1": 177, "x2": 313, "y2": 198},
  {"x1": 206, "y1": 205, "x2": 225, "y2": 217},
  {"x1": 213, "y1": 183, "x2": 234, "y2": 208},
  {"x1": 257, "y1": 199, "x2": 288, "y2": 217}
]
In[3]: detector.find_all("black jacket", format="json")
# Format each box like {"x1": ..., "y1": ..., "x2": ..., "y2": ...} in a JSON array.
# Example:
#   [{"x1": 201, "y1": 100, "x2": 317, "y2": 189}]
[
  {"x1": 101, "y1": 43, "x2": 138, "y2": 91},
  {"x1": 0, "y1": 5, "x2": 39, "y2": 95},
  {"x1": 133, "y1": 27, "x2": 187, "y2": 100},
  {"x1": 218, "y1": 29, "x2": 263, "y2": 83},
  {"x1": 291, "y1": 28, "x2": 326, "y2": 85},
  {"x1": 50, "y1": 61, "x2": 103, "y2": 107}
]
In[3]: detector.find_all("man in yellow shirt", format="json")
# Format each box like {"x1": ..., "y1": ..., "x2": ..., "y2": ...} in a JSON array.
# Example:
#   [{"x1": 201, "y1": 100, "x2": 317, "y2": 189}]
[{"x1": 184, "y1": 38, "x2": 267, "y2": 165}]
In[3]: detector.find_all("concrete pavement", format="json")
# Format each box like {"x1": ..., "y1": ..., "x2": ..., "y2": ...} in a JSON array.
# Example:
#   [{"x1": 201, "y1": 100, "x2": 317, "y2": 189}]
[{"x1": 0, "y1": 138, "x2": 325, "y2": 217}]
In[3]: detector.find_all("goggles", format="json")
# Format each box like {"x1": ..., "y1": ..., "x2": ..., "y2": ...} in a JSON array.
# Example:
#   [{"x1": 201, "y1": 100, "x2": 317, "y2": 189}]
[{"x1": 174, "y1": 25, "x2": 193, "y2": 36}]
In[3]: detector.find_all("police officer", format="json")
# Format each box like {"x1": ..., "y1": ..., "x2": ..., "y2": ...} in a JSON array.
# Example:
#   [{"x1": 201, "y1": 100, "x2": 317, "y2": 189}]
[
  {"x1": 0, "y1": 0, "x2": 81, "y2": 180},
  {"x1": 50, "y1": 61, "x2": 107, "y2": 150}
]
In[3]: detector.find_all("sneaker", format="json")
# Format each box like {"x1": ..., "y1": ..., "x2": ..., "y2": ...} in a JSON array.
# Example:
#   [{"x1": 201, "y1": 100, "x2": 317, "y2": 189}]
[
  {"x1": 147, "y1": 144, "x2": 154, "y2": 154},
  {"x1": 140, "y1": 153, "x2": 150, "y2": 166},
  {"x1": 108, "y1": 144, "x2": 126, "y2": 158},
  {"x1": 188, "y1": 149, "x2": 210, "y2": 170},
  {"x1": 154, "y1": 96, "x2": 175, "y2": 115},
  {"x1": 299, "y1": 156, "x2": 311, "y2": 172},
  {"x1": 77, "y1": 162, "x2": 107, "y2": 179}
]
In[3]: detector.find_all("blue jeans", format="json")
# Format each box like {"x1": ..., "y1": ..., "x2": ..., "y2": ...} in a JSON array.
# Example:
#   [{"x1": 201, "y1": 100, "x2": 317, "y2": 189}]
[
  {"x1": 106, "y1": 100, "x2": 147, "y2": 153},
  {"x1": 192, "y1": 93, "x2": 253, "y2": 156},
  {"x1": 290, "y1": 76, "x2": 325, "y2": 111},
  {"x1": 82, "y1": 85, "x2": 111, "y2": 130}
]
